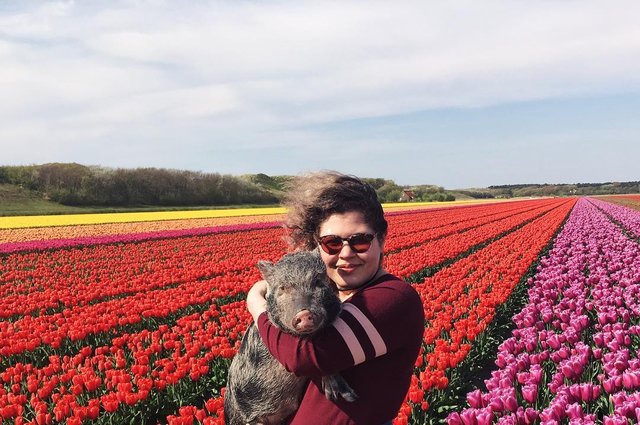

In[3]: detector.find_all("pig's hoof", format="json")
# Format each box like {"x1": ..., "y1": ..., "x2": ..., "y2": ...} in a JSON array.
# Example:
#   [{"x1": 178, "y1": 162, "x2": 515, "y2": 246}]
[
  {"x1": 341, "y1": 390, "x2": 358, "y2": 402},
  {"x1": 321, "y1": 374, "x2": 358, "y2": 402}
]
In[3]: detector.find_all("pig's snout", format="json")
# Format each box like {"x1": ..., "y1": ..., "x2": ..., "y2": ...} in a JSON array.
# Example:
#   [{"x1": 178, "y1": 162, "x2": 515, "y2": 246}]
[{"x1": 293, "y1": 310, "x2": 319, "y2": 333}]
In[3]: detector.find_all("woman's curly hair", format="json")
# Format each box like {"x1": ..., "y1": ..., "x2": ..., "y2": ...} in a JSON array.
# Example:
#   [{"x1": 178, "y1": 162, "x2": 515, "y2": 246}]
[{"x1": 282, "y1": 171, "x2": 388, "y2": 251}]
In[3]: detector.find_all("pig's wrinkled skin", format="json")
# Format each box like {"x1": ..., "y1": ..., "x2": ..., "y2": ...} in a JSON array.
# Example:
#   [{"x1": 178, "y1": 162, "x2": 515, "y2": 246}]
[{"x1": 224, "y1": 251, "x2": 357, "y2": 425}]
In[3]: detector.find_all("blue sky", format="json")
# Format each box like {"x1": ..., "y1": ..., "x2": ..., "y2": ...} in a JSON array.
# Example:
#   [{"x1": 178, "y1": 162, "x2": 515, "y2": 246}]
[{"x1": 1, "y1": 1, "x2": 639, "y2": 188}]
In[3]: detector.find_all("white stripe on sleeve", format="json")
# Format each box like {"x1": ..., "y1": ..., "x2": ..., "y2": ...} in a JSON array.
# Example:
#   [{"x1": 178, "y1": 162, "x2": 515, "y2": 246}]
[
  {"x1": 332, "y1": 317, "x2": 366, "y2": 365},
  {"x1": 342, "y1": 303, "x2": 387, "y2": 357}
]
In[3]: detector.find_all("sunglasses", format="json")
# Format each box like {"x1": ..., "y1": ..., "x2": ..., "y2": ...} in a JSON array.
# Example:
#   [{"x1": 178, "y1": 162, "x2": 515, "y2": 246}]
[{"x1": 316, "y1": 233, "x2": 376, "y2": 255}]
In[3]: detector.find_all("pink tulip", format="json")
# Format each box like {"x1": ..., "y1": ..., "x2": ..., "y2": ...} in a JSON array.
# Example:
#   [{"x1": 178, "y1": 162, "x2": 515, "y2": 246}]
[
  {"x1": 578, "y1": 315, "x2": 589, "y2": 328},
  {"x1": 524, "y1": 340, "x2": 536, "y2": 352},
  {"x1": 521, "y1": 384, "x2": 538, "y2": 404},
  {"x1": 447, "y1": 412, "x2": 464, "y2": 425},
  {"x1": 489, "y1": 398, "x2": 504, "y2": 412},
  {"x1": 603, "y1": 377, "x2": 619, "y2": 394},
  {"x1": 516, "y1": 372, "x2": 529, "y2": 385},
  {"x1": 609, "y1": 392, "x2": 627, "y2": 412},
  {"x1": 597, "y1": 314, "x2": 608, "y2": 325},
  {"x1": 603, "y1": 415, "x2": 629, "y2": 425},
  {"x1": 560, "y1": 364, "x2": 575, "y2": 380},
  {"x1": 568, "y1": 385, "x2": 580, "y2": 401},
  {"x1": 613, "y1": 359, "x2": 628, "y2": 371},
  {"x1": 523, "y1": 407, "x2": 538, "y2": 424},
  {"x1": 622, "y1": 372, "x2": 636, "y2": 390},
  {"x1": 547, "y1": 336, "x2": 561, "y2": 350},
  {"x1": 459, "y1": 409, "x2": 478, "y2": 425},
  {"x1": 530, "y1": 365, "x2": 542, "y2": 383},
  {"x1": 566, "y1": 403, "x2": 583, "y2": 420},
  {"x1": 476, "y1": 410, "x2": 492, "y2": 425},
  {"x1": 551, "y1": 399, "x2": 566, "y2": 420},
  {"x1": 504, "y1": 394, "x2": 518, "y2": 412},
  {"x1": 466, "y1": 389, "x2": 484, "y2": 409},
  {"x1": 579, "y1": 383, "x2": 597, "y2": 402}
]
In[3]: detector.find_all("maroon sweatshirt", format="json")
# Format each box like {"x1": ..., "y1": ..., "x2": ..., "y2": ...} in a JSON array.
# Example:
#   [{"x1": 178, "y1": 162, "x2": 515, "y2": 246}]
[{"x1": 257, "y1": 274, "x2": 424, "y2": 425}]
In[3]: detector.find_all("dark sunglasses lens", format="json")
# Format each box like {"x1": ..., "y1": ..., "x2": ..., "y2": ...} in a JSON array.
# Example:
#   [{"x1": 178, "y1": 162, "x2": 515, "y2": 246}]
[
  {"x1": 349, "y1": 235, "x2": 373, "y2": 252},
  {"x1": 320, "y1": 237, "x2": 344, "y2": 254},
  {"x1": 318, "y1": 233, "x2": 375, "y2": 254}
]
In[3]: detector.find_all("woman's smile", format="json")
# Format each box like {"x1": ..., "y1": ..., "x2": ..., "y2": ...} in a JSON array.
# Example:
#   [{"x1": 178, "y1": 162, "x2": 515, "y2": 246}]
[{"x1": 336, "y1": 263, "x2": 360, "y2": 273}]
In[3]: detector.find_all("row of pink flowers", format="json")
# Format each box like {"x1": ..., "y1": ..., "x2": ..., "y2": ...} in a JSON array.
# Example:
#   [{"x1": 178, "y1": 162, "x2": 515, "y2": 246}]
[
  {"x1": 448, "y1": 197, "x2": 640, "y2": 424},
  {"x1": 589, "y1": 197, "x2": 640, "y2": 240}
]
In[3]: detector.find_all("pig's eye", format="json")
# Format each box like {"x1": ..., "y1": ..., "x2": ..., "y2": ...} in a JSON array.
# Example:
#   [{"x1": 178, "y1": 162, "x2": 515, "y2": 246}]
[{"x1": 279, "y1": 285, "x2": 286, "y2": 292}]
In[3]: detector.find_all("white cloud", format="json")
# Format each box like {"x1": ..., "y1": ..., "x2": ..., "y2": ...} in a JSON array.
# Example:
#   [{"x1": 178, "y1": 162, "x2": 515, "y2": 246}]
[
  {"x1": 1, "y1": 0, "x2": 639, "y2": 185},
  {"x1": 4, "y1": 1, "x2": 640, "y2": 121}
]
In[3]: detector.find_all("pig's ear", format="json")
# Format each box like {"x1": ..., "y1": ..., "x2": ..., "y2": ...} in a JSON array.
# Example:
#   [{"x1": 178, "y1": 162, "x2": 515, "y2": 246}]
[
  {"x1": 311, "y1": 250, "x2": 327, "y2": 274},
  {"x1": 257, "y1": 260, "x2": 275, "y2": 280}
]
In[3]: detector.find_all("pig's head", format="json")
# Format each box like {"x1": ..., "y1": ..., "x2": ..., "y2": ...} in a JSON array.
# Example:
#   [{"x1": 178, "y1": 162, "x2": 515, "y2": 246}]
[{"x1": 257, "y1": 251, "x2": 341, "y2": 336}]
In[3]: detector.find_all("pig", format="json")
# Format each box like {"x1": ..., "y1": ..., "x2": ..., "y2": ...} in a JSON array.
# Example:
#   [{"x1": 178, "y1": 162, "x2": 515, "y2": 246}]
[{"x1": 224, "y1": 250, "x2": 357, "y2": 425}]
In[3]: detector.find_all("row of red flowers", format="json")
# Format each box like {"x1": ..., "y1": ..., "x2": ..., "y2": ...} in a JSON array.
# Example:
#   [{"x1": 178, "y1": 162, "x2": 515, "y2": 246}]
[
  {"x1": 1, "y1": 200, "x2": 566, "y2": 359},
  {"x1": 386, "y1": 199, "x2": 567, "y2": 277},
  {"x1": 0, "y1": 299, "x2": 253, "y2": 424},
  {"x1": 156, "y1": 199, "x2": 576, "y2": 425},
  {"x1": 384, "y1": 199, "x2": 561, "y2": 252},
  {"x1": 2, "y1": 203, "x2": 521, "y2": 317},
  {"x1": 0, "y1": 198, "x2": 573, "y2": 424}
]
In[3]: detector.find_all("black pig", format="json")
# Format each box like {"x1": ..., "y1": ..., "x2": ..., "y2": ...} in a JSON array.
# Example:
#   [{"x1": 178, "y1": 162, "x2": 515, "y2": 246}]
[{"x1": 224, "y1": 250, "x2": 357, "y2": 425}]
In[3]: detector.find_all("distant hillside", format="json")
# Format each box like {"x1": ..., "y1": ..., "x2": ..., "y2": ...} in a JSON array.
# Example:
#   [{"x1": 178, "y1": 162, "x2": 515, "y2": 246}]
[
  {"x1": 0, "y1": 163, "x2": 278, "y2": 209},
  {"x1": 0, "y1": 164, "x2": 459, "y2": 215},
  {"x1": 242, "y1": 173, "x2": 292, "y2": 198},
  {"x1": 3, "y1": 163, "x2": 635, "y2": 216},
  {"x1": 0, "y1": 183, "x2": 91, "y2": 216}
]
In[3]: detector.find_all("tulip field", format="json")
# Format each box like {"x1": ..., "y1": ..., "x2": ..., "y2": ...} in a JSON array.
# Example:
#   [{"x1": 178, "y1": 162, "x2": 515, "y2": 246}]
[
  {"x1": 1, "y1": 196, "x2": 639, "y2": 424},
  {"x1": 597, "y1": 194, "x2": 640, "y2": 213}
]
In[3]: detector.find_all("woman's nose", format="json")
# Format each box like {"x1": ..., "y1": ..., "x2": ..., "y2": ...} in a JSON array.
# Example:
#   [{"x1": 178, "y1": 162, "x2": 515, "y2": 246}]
[{"x1": 338, "y1": 243, "x2": 356, "y2": 258}]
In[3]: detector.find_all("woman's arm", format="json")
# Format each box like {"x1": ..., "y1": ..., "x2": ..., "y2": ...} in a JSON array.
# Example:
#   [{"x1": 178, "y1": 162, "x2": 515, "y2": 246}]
[
  {"x1": 246, "y1": 280, "x2": 268, "y2": 322},
  {"x1": 255, "y1": 279, "x2": 425, "y2": 378}
]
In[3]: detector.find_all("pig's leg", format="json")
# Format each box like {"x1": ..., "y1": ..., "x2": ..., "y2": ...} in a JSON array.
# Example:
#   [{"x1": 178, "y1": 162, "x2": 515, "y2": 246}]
[{"x1": 321, "y1": 374, "x2": 358, "y2": 402}]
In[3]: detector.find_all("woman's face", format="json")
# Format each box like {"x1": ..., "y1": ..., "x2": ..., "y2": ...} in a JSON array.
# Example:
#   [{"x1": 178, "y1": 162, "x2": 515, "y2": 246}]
[{"x1": 317, "y1": 211, "x2": 384, "y2": 295}]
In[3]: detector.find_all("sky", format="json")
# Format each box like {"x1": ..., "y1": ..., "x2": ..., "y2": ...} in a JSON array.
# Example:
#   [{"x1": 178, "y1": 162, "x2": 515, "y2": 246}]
[{"x1": 1, "y1": 1, "x2": 639, "y2": 189}]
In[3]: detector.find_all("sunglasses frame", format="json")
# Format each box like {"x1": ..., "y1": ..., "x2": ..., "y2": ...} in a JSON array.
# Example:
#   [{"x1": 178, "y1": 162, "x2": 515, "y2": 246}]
[{"x1": 316, "y1": 232, "x2": 377, "y2": 255}]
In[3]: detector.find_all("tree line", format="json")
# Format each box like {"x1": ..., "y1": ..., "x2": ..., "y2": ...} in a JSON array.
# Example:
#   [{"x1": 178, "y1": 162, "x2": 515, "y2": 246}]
[
  {"x1": 249, "y1": 175, "x2": 456, "y2": 203},
  {"x1": 0, "y1": 164, "x2": 459, "y2": 207},
  {"x1": 362, "y1": 178, "x2": 455, "y2": 203},
  {"x1": 488, "y1": 181, "x2": 640, "y2": 197},
  {"x1": 0, "y1": 163, "x2": 278, "y2": 206}
]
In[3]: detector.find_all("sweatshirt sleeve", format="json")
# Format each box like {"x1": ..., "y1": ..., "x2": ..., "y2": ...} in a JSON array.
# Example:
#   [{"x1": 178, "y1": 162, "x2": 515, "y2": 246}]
[{"x1": 256, "y1": 279, "x2": 424, "y2": 378}]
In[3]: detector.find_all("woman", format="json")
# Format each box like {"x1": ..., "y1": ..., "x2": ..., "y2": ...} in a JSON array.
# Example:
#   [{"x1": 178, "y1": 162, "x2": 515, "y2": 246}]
[{"x1": 246, "y1": 171, "x2": 424, "y2": 425}]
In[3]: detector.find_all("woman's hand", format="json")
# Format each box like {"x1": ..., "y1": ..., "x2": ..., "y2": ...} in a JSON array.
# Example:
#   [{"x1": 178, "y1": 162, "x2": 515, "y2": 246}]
[{"x1": 247, "y1": 280, "x2": 268, "y2": 322}]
